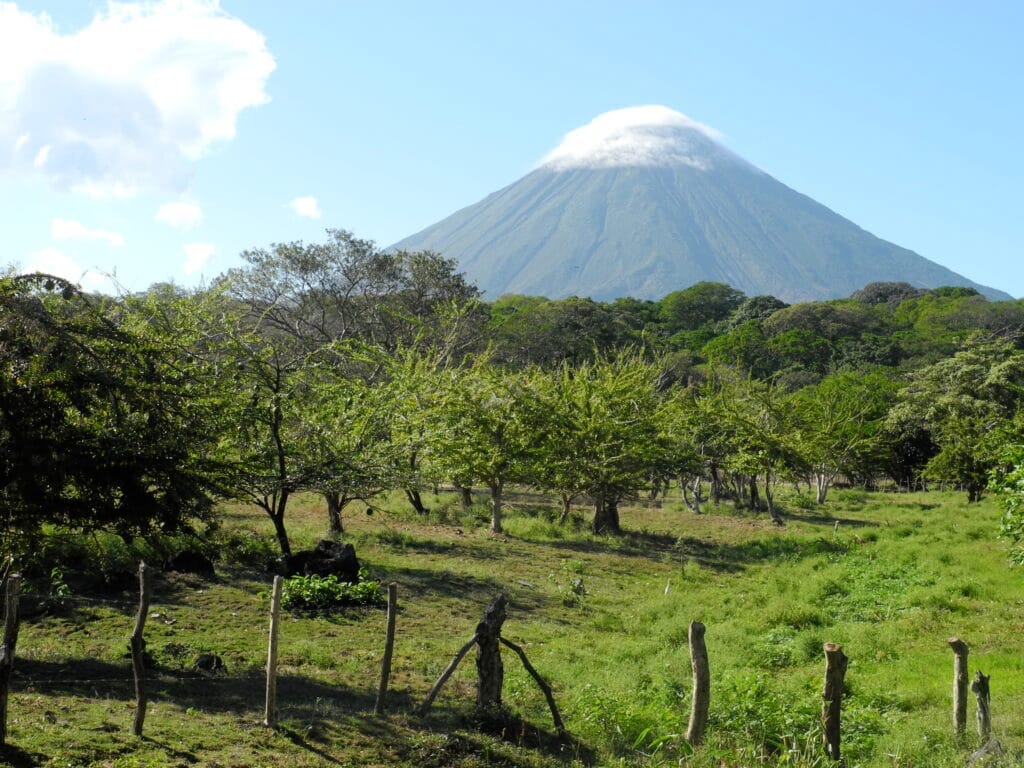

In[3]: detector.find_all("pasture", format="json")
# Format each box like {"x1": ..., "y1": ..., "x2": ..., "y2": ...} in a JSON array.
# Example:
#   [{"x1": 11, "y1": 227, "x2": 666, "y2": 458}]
[{"x1": 3, "y1": 487, "x2": 1022, "y2": 767}]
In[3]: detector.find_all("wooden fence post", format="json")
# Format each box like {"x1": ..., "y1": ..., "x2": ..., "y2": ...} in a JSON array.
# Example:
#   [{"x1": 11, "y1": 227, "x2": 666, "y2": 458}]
[
  {"x1": 821, "y1": 642, "x2": 848, "y2": 762},
  {"x1": 948, "y1": 637, "x2": 968, "y2": 738},
  {"x1": 0, "y1": 574, "x2": 21, "y2": 747},
  {"x1": 475, "y1": 594, "x2": 507, "y2": 708},
  {"x1": 972, "y1": 671, "x2": 992, "y2": 742},
  {"x1": 685, "y1": 621, "x2": 710, "y2": 746},
  {"x1": 374, "y1": 583, "x2": 398, "y2": 716},
  {"x1": 264, "y1": 575, "x2": 283, "y2": 728},
  {"x1": 130, "y1": 562, "x2": 151, "y2": 737}
]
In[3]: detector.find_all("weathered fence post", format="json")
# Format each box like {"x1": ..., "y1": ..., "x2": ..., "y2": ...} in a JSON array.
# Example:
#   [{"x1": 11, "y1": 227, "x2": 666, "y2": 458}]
[
  {"x1": 686, "y1": 621, "x2": 710, "y2": 746},
  {"x1": 475, "y1": 594, "x2": 507, "y2": 707},
  {"x1": 374, "y1": 582, "x2": 398, "y2": 716},
  {"x1": 264, "y1": 575, "x2": 283, "y2": 728},
  {"x1": 821, "y1": 642, "x2": 848, "y2": 762},
  {"x1": 130, "y1": 562, "x2": 151, "y2": 737},
  {"x1": 948, "y1": 637, "x2": 969, "y2": 738},
  {"x1": 0, "y1": 574, "x2": 21, "y2": 747},
  {"x1": 972, "y1": 671, "x2": 991, "y2": 742}
]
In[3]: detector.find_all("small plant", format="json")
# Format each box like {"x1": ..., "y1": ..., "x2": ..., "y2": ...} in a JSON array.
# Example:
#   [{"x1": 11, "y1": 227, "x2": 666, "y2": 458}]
[{"x1": 281, "y1": 571, "x2": 385, "y2": 613}]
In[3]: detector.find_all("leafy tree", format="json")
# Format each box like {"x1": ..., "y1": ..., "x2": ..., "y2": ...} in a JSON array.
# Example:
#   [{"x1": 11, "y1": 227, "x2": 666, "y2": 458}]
[
  {"x1": 888, "y1": 341, "x2": 1024, "y2": 501},
  {"x1": 488, "y1": 295, "x2": 628, "y2": 367},
  {"x1": 428, "y1": 359, "x2": 543, "y2": 533},
  {"x1": 992, "y1": 443, "x2": 1024, "y2": 564},
  {"x1": 0, "y1": 274, "x2": 228, "y2": 554},
  {"x1": 790, "y1": 370, "x2": 900, "y2": 503},
  {"x1": 707, "y1": 373, "x2": 796, "y2": 523},
  {"x1": 659, "y1": 282, "x2": 745, "y2": 334},
  {"x1": 701, "y1": 321, "x2": 778, "y2": 379},
  {"x1": 850, "y1": 281, "x2": 926, "y2": 306},
  {"x1": 724, "y1": 294, "x2": 788, "y2": 329},
  {"x1": 532, "y1": 354, "x2": 665, "y2": 534},
  {"x1": 224, "y1": 229, "x2": 481, "y2": 354}
]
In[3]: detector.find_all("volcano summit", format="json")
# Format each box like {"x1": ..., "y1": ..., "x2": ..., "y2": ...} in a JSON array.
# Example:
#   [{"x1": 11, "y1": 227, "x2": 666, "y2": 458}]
[{"x1": 392, "y1": 106, "x2": 1007, "y2": 302}]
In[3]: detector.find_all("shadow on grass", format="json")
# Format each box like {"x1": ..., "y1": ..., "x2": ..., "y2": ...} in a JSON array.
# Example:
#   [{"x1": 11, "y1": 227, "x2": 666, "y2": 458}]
[
  {"x1": 0, "y1": 744, "x2": 46, "y2": 768},
  {"x1": 381, "y1": 563, "x2": 557, "y2": 614},
  {"x1": 12, "y1": 657, "x2": 589, "y2": 767},
  {"x1": 543, "y1": 529, "x2": 854, "y2": 572}
]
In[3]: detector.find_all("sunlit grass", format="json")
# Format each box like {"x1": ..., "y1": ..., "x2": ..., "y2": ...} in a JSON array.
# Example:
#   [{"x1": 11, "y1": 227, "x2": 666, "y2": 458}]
[{"x1": 6, "y1": 487, "x2": 1023, "y2": 766}]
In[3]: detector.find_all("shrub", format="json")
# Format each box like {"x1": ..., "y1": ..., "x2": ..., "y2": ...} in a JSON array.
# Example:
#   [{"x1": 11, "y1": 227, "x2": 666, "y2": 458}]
[{"x1": 281, "y1": 571, "x2": 385, "y2": 612}]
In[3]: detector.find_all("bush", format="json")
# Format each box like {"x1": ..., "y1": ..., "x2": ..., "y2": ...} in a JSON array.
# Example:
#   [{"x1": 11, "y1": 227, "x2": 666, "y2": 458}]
[{"x1": 281, "y1": 571, "x2": 385, "y2": 612}]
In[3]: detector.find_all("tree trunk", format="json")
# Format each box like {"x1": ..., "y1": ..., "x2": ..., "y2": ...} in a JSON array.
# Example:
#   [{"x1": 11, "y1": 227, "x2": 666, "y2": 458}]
[
  {"x1": 267, "y1": 492, "x2": 291, "y2": 557},
  {"x1": 765, "y1": 476, "x2": 783, "y2": 525},
  {"x1": 709, "y1": 464, "x2": 721, "y2": 504},
  {"x1": 456, "y1": 484, "x2": 473, "y2": 512},
  {"x1": 558, "y1": 493, "x2": 573, "y2": 523},
  {"x1": 815, "y1": 473, "x2": 831, "y2": 505},
  {"x1": 593, "y1": 495, "x2": 621, "y2": 535},
  {"x1": 489, "y1": 481, "x2": 503, "y2": 534},
  {"x1": 325, "y1": 491, "x2": 344, "y2": 535},
  {"x1": 405, "y1": 488, "x2": 428, "y2": 515},
  {"x1": 691, "y1": 477, "x2": 703, "y2": 514},
  {"x1": 748, "y1": 476, "x2": 761, "y2": 510}
]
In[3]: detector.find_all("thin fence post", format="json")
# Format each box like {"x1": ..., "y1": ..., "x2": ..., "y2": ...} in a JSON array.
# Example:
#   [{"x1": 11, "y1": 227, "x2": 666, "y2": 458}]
[
  {"x1": 0, "y1": 574, "x2": 21, "y2": 747},
  {"x1": 264, "y1": 575, "x2": 283, "y2": 728},
  {"x1": 374, "y1": 582, "x2": 398, "y2": 716},
  {"x1": 948, "y1": 637, "x2": 968, "y2": 738},
  {"x1": 972, "y1": 671, "x2": 992, "y2": 742},
  {"x1": 685, "y1": 621, "x2": 710, "y2": 746},
  {"x1": 130, "y1": 562, "x2": 151, "y2": 737},
  {"x1": 821, "y1": 642, "x2": 848, "y2": 763}
]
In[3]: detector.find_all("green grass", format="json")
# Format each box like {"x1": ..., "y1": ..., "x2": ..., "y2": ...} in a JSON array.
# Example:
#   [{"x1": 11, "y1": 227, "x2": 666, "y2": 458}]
[{"x1": 5, "y1": 487, "x2": 1024, "y2": 767}]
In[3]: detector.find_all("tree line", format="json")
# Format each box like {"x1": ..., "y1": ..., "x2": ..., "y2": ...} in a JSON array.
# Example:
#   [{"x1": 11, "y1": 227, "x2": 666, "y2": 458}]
[{"x1": 4, "y1": 230, "x2": 1024, "y2": 565}]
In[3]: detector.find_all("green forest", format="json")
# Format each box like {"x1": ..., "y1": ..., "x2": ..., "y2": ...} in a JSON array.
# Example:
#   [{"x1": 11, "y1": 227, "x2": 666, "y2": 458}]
[{"x1": 4, "y1": 231, "x2": 1024, "y2": 767}]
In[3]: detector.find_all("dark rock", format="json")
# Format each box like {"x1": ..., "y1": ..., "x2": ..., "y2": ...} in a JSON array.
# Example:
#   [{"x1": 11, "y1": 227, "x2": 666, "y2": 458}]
[
  {"x1": 164, "y1": 549, "x2": 215, "y2": 576},
  {"x1": 283, "y1": 540, "x2": 360, "y2": 582},
  {"x1": 192, "y1": 653, "x2": 226, "y2": 674}
]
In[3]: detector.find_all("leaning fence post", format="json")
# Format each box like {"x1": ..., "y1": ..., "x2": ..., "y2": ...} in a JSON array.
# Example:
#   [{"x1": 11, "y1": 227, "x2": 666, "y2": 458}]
[
  {"x1": 0, "y1": 574, "x2": 21, "y2": 747},
  {"x1": 264, "y1": 575, "x2": 283, "y2": 728},
  {"x1": 130, "y1": 562, "x2": 151, "y2": 737},
  {"x1": 685, "y1": 621, "x2": 710, "y2": 746},
  {"x1": 821, "y1": 642, "x2": 848, "y2": 762},
  {"x1": 374, "y1": 582, "x2": 398, "y2": 716},
  {"x1": 948, "y1": 637, "x2": 969, "y2": 738}
]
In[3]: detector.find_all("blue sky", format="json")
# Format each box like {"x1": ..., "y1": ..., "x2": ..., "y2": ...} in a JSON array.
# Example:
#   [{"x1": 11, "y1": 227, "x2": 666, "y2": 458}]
[{"x1": 2, "y1": 1, "x2": 1022, "y2": 297}]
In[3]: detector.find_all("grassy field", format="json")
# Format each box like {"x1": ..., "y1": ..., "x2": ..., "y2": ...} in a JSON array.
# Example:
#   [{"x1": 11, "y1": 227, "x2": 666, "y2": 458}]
[{"x1": 3, "y1": 486, "x2": 1023, "y2": 767}]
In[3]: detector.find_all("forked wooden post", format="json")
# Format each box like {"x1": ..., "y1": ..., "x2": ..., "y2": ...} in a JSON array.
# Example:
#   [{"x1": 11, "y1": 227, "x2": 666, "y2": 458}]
[
  {"x1": 948, "y1": 637, "x2": 969, "y2": 738},
  {"x1": 374, "y1": 583, "x2": 399, "y2": 715},
  {"x1": 685, "y1": 621, "x2": 710, "y2": 746},
  {"x1": 130, "y1": 562, "x2": 151, "y2": 737},
  {"x1": 264, "y1": 575, "x2": 283, "y2": 728},
  {"x1": 0, "y1": 574, "x2": 21, "y2": 747},
  {"x1": 821, "y1": 642, "x2": 848, "y2": 762}
]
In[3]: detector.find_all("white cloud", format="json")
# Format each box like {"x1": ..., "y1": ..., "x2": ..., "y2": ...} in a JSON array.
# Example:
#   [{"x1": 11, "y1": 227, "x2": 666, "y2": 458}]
[
  {"x1": 51, "y1": 217, "x2": 125, "y2": 246},
  {"x1": 156, "y1": 200, "x2": 203, "y2": 230},
  {"x1": 289, "y1": 195, "x2": 322, "y2": 219},
  {"x1": 182, "y1": 242, "x2": 214, "y2": 275},
  {"x1": 23, "y1": 246, "x2": 112, "y2": 292},
  {"x1": 540, "y1": 105, "x2": 730, "y2": 171},
  {"x1": 0, "y1": 1, "x2": 275, "y2": 197}
]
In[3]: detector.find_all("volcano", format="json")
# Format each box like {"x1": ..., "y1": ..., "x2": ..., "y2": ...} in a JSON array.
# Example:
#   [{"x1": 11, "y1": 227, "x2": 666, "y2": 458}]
[{"x1": 392, "y1": 106, "x2": 1008, "y2": 302}]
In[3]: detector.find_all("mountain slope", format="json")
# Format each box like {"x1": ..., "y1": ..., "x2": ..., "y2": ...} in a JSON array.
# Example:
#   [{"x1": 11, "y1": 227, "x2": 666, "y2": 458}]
[{"x1": 392, "y1": 107, "x2": 1009, "y2": 302}]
